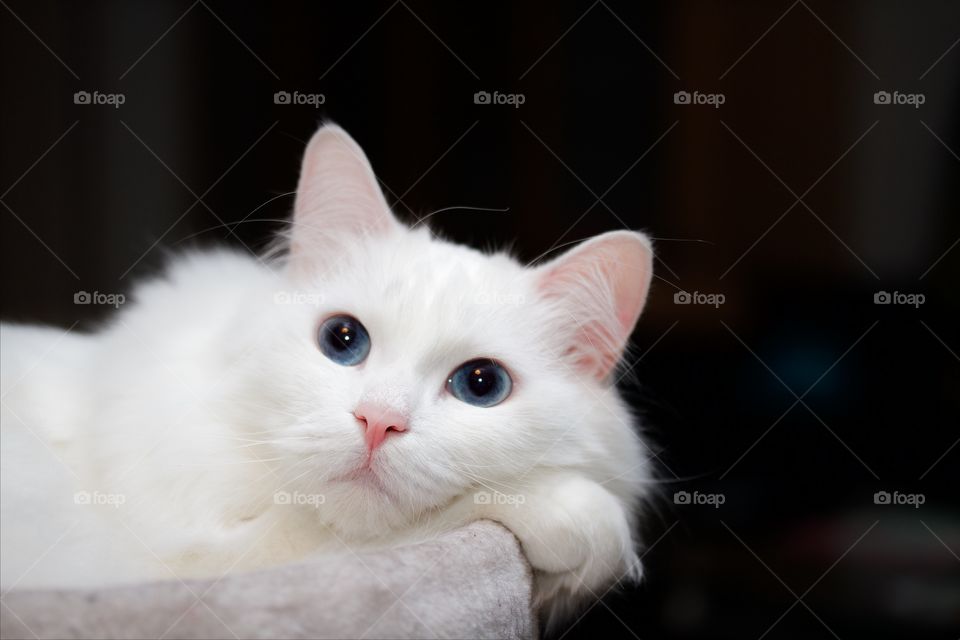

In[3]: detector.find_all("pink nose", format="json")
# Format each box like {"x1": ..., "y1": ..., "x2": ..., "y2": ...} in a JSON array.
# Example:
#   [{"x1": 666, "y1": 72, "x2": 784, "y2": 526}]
[{"x1": 353, "y1": 403, "x2": 408, "y2": 452}]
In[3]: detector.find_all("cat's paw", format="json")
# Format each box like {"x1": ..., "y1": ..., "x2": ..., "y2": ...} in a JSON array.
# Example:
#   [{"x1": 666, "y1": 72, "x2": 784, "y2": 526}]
[{"x1": 486, "y1": 475, "x2": 641, "y2": 628}]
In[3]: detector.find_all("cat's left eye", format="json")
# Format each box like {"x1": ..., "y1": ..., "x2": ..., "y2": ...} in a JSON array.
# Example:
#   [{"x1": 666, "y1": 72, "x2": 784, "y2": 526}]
[
  {"x1": 446, "y1": 359, "x2": 512, "y2": 407},
  {"x1": 318, "y1": 315, "x2": 370, "y2": 366}
]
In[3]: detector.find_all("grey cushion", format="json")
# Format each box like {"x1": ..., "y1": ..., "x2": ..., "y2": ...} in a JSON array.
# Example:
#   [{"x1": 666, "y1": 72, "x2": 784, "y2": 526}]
[{"x1": 0, "y1": 520, "x2": 536, "y2": 639}]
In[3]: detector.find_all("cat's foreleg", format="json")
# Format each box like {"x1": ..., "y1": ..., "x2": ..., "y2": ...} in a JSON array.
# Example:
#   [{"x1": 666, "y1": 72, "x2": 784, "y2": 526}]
[{"x1": 474, "y1": 472, "x2": 641, "y2": 628}]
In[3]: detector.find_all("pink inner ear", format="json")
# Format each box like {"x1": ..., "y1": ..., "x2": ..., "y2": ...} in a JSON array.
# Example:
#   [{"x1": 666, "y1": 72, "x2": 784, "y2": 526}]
[
  {"x1": 565, "y1": 322, "x2": 621, "y2": 380},
  {"x1": 288, "y1": 125, "x2": 397, "y2": 273},
  {"x1": 294, "y1": 130, "x2": 390, "y2": 227},
  {"x1": 537, "y1": 231, "x2": 653, "y2": 381}
]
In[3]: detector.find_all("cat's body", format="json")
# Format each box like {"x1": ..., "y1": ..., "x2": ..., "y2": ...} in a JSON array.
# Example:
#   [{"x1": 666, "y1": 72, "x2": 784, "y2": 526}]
[{"x1": 0, "y1": 124, "x2": 655, "y2": 627}]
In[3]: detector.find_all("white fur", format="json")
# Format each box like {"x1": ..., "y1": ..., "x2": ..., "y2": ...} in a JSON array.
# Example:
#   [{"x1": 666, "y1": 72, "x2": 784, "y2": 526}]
[{"x1": 0, "y1": 125, "x2": 655, "y2": 628}]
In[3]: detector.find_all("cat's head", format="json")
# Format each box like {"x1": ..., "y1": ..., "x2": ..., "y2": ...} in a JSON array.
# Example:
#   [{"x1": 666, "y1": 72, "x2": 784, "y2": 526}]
[{"x1": 247, "y1": 124, "x2": 654, "y2": 533}]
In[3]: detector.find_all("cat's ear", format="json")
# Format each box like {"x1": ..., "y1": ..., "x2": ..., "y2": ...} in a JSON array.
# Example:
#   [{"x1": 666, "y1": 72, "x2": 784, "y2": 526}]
[
  {"x1": 289, "y1": 124, "x2": 398, "y2": 268},
  {"x1": 536, "y1": 231, "x2": 654, "y2": 381}
]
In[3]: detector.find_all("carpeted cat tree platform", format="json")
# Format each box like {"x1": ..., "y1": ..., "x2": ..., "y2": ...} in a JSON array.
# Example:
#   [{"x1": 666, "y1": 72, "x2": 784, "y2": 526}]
[{"x1": 0, "y1": 521, "x2": 536, "y2": 639}]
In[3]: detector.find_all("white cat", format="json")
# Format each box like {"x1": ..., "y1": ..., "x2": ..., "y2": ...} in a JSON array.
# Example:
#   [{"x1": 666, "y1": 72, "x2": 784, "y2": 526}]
[{"x1": 0, "y1": 124, "x2": 656, "y2": 628}]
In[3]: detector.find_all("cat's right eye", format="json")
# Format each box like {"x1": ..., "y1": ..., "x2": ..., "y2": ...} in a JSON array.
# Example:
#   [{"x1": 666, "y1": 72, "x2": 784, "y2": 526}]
[
  {"x1": 318, "y1": 315, "x2": 370, "y2": 366},
  {"x1": 446, "y1": 359, "x2": 513, "y2": 407}
]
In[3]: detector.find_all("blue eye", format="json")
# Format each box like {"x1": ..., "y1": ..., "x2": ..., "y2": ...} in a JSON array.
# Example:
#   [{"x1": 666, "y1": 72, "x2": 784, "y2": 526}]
[
  {"x1": 318, "y1": 315, "x2": 370, "y2": 366},
  {"x1": 447, "y1": 359, "x2": 512, "y2": 407}
]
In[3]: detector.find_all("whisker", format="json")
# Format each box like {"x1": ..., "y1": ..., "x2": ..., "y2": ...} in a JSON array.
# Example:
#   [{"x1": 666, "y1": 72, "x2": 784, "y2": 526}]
[
  {"x1": 174, "y1": 190, "x2": 297, "y2": 245},
  {"x1": 410, "y1": 205, "x2": 509, "y2": 230},
  {"x1": 172, "y1": 456, "x2": 289, "y2": 467}
]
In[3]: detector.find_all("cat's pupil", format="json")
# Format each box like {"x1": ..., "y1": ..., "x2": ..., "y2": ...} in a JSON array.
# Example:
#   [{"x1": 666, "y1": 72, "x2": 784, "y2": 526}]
[
  {"x1": 328, "y1": 324, "x2": 353, "y2": 350},
  {"x1": 468, "y1": 366, "x2": 495, "y2": 396}
]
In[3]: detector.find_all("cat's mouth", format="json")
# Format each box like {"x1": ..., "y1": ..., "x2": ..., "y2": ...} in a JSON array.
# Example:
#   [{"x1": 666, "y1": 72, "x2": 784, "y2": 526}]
[
  {"x1": 337, "y1": 465, "x2": 391, "y2": 494},
  {"x1": 341, "y1": 466, "x2": 394, "y2": 496}
]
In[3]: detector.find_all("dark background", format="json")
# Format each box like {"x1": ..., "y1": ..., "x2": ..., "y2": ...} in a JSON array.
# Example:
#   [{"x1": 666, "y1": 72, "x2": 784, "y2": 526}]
[{"x1": 1, "y1": 1, "x2": 958, "y2": 638}]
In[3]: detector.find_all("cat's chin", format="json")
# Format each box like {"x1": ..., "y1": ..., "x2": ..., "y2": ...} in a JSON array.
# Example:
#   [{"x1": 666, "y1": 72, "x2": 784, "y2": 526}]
[{"x1": 313, "y1": 482, "x2": 420, "y2": 537}]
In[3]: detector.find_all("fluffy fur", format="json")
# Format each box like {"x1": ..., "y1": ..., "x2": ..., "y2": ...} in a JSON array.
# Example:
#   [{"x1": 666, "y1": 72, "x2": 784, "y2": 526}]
[{"x1": 0, "y1": 124, "x2": 656, "y2": 630}]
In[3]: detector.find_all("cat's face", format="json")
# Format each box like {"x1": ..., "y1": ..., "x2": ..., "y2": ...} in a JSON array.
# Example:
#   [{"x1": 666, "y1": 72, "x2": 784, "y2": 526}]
[{"x1": 243, "y1": 126, "x2": 653, "y2": 533}]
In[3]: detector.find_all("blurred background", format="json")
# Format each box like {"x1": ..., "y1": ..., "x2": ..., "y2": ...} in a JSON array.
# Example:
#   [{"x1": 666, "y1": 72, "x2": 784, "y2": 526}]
[{"x1": 1, "y1": 1, "x2": 958, "y2": 638}]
